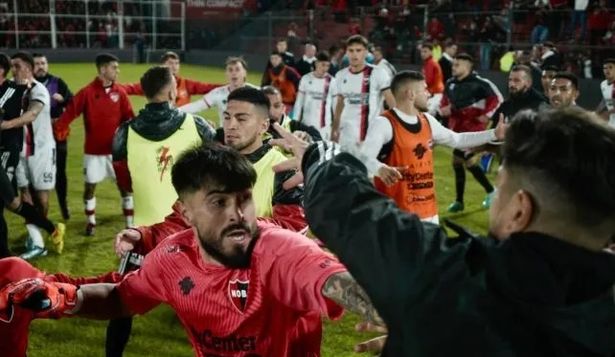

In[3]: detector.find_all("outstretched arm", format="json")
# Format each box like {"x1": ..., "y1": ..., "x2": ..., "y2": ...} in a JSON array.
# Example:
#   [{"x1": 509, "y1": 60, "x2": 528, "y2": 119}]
[{"x1": 322, "y1": 272, "x2": 383, "y2": 326}]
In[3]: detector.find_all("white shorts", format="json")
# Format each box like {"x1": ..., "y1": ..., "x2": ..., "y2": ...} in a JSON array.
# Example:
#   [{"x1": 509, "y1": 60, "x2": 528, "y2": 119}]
[
  {"x1": 16, "y1": 148, "x2": 56, "y2": 191},
  {"x1": 83, "y1": 154, "x2": 115, "y2": 184}
]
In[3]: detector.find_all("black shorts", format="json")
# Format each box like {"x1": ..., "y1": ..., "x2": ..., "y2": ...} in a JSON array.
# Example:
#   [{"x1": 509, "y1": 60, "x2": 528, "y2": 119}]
[
  {"x1": 452, "y1": 149, "x2": 475, "y2": 161},
  {"x1": 0, "y1": 148, "x2": 19, "y2": 203}
]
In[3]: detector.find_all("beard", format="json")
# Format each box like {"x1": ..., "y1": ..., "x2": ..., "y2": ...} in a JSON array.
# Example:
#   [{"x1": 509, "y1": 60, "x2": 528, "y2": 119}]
[
  {"x1": 227, "y1": 132, "x2": 260, "y2": 153},
  {"x1": 197, "y1": 222, "x2": 260, "y2": 269}
]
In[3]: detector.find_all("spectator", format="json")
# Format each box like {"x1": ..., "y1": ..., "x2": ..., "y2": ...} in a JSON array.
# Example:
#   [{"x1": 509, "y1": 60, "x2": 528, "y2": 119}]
[
  {"x1": 568, "y1": 0, "x2": 589, "y2": 42},
  {"x1": 439, "y1": 39, "x2": 457, "y2": 82},
  {"x1": 531, "y1": 10, "x2": 550, "y2": 44},
  {"x1": 295, "y1": 43, "x2": 318, "y2": 76},
  {"x1": 540, "y1": 42, "x2": 562, "y2": 69},
  {"x1": 588, "y1": 0, "x2": 613, "y2": 45},
  {"x1": 427, "y1": 17, "x2": 445, "y2": 41}
]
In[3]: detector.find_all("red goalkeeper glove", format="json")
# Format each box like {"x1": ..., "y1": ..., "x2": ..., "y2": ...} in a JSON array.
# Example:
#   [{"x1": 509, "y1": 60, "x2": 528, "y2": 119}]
[{"x1": 1, "y1": 278, "x2": 79, "y2": 319}]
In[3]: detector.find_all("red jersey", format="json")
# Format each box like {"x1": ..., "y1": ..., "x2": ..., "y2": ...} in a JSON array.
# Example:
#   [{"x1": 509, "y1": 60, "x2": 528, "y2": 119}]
[
  {"x1": 0, "y1": 257, "x2": 121, "y2": 357},
  {"x1": 422, "y1": 57, "x2": 444, "y2": 95},
  {"x1": 56, "y1": 77, "x2": 134, "y2": 155},
  {"x1": 118, "y1": 221, "x2": 346, "y2": 357},
  {"x1": 121, "y1": 75, "x2": 219, "y2": 107}
]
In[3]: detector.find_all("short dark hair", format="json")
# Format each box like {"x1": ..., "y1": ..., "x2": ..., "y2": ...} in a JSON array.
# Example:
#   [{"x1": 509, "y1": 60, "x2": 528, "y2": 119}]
[
  {"x1": 261, "y1": 85, "x2": 280, "y2": 97},
  {"x1": 604, "y1": 58, "x2": 615, "y2": 66},
  {"x1": 161, "y1": 51, "x2": 179, "y2": 63},
  {"x1": 541, "y1": 65, "x2": 560, "y2": 73},
  {"x1": 11, "y1": 51, "x2": 34, "y2": 70},
  {"x1": 421, "y1": 43, "x2": 434, "y2": 51},
  {"x1": 228, "y1": 86, "x2": 270, "y2": 115},
  {"x1": 315, "y1": 51, "x2": 330, "y2": 62},
  {"x1": 455, "y1": 53, "x2": 474, "y2": 64},
  {"x1": 276, "y1": 38, "x2": 287, "y2": 44},
  {"x1": 0, "y1": 53, "x2": 10, "y2": 76},
  {"x1": 553, "y1": 71, "x2": 578, "y2": 89},
  {"x1": 542, "y1": 41, "x2": 555, "y2": 49},
  {"x1": 172, "y1": 142, "x2": 257, "y2": 199},
  {"x1": 140, "y1": 66, "x2": 173, "y2": 99},
  {"x1": 503, "y1": 108, "x2": 615, "y2": 228},
  {"x1": 95, "y1": 53, "x2": 119, "y2": 69},
  {"x1": 510, "y1": 65, "x2": 532, "y2": 81},
  {"x1": 270, "y1": 51, "x2": 282, "y2": 58},
  {"x1": 443, "y1": 38, "x2": 455, "y2": 49},
  {"x1": 346, "y1": 34, "x2": 368, "y2": 48},
  {"x1": 390, "y1": 70, "x2": 425, "y2": 97},
  {"x1": 32, "y1": 53, "x2": 45, "y2": 59},
  {"x1": 225, "y1": 56, "x2": 248, "y2": 70}
]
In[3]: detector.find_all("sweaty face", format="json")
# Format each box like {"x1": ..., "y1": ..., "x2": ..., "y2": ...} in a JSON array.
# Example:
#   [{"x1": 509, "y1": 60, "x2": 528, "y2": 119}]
[
  {"x1": 181, "y1": 185, "x2": 258, "y2": 269},
  {"x1": 412, "y1": 81, "x2": 430, "y2": 112},
  {"x1": 10, "y1": 58, "x2": 31, "y2": 82},
  {"x1": 164, "y1": 58, "x2": 180, "y2": 76},
  {"x1": 508, "y1": 71, "x2": 530, "y2": 97},
  {"x1": 33, "y1": 56, "x2": 48, "y2": 78},
  {"x1": 266, "y1": 93, "x2": 285, "y2": 122},
  {"x1": 100, "y1": 61, "x2": 120, "y2": 82},
  {"x1": 420, "y1": 47, "x2": 432, "y2": 61},
  {"x1": 541, "y1": 70, "x2": 556, "y2": 93},
  {"x1": 549, "y1": 78, "x2": 578, "y2": 108},
  {"x1": 603, "y1": 63, "x2": 615, "y2": 83},
  {"x1": 226, "y1": 62, "x2": 247, "y2": 87},
  {"x1": 314, "y1": 61, "x2": 330, "y2": 77},
  {"x1": 270, "y1": 54, "x2": 282, "y2": 68},
  {"x1": 452, "y1": 59, "x2": 470, "y2": 79},
  {"x1": 346, "y1": 43, "x2": 367, "y2": 68},
  {"x1": 223, "y1": 100, "x2": 268, "y2": 154}
]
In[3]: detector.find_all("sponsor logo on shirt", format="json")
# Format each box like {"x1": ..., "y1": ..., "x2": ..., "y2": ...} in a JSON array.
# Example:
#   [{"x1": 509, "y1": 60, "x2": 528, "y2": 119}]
[
  {"x1": 192, "y1": 328, "x2": 258, "y2": 355},
  {"x1": 228, "y1": 279, "x2": 249, "y2": 313}
]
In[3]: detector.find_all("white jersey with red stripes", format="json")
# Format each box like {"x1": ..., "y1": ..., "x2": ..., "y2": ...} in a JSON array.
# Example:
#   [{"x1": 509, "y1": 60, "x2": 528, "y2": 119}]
[
  {"x1": 600, "y1": 79, "x2": 615, "y2": 127},
  {"x1": 293, "y1": 72, "x2": 336, "y2": 139}
]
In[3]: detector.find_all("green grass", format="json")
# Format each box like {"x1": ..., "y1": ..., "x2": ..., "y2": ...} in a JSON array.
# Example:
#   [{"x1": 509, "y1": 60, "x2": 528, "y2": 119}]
[{"x1": 6, "y1": 63, "x2": 496, "y2": 356}]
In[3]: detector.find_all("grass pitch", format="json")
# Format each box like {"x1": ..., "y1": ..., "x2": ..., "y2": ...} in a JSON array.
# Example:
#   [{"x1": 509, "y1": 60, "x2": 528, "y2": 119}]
[{"x1": 5, "y1": 63, "x2": 495, "y2": 356}]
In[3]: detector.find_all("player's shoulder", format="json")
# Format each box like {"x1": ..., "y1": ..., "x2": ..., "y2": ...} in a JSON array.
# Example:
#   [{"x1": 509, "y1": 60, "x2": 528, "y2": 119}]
[
  {"x1": 600, "y1": 79, "x2": 609, "y2": 88},
  {"x1": 0, "y1": 257, "x2": 44, "y2": 286},
  {"x1": 148, "y1": 228, "x2": 197, "y2": 262},
  {"x1": 253, "y1": 220, "x2": 320, "y2": 257}
]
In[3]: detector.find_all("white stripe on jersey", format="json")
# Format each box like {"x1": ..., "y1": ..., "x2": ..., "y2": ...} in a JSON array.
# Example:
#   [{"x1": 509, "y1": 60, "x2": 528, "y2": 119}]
[{"x1": 600, "y1": 80, "x2": 615, "y2": 127}]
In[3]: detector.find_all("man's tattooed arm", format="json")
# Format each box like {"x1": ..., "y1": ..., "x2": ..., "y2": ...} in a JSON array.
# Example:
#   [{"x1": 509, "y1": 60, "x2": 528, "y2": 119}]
[{"x1": 322, "y1": 271, "x2": 384, "y2": 326}]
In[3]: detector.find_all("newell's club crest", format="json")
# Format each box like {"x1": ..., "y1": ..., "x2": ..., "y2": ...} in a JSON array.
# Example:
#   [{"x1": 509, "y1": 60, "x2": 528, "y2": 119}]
[
  {"x1": 156, "y1": 146, "x2": 173, "y2": 182},
  {"x1": 109, "y1": 92, "x2": 120, "y2": 103},
  {"x1": 228, "y1": 279, "x2": 249, "y2": 313}
]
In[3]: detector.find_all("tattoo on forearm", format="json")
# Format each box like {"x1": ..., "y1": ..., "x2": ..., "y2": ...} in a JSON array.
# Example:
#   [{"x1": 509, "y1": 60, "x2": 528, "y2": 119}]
[{"x1": 322, "y1": 272, "x2": 383, "y2": 325}]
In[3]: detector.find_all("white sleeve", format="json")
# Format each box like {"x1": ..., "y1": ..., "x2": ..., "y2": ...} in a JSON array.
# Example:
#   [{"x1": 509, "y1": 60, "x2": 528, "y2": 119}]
[
  {"x1": 179, "y1": 95, "x2": 209, "y2": 114},
  {"x1": 31, "y1": 85, "x2": 49, "y2": 105},
  {"x1": 373, "y1": 67, "x2": 391, "y2": 92},
  {"x1": 293, "y1": 77, "x2": 307, "y2": 121},
  {"x1": 427, "y1": 113, "x2": 497, "y2": 149},
  {"x1": 357, "y1": 116, "x2": 393, "y2": 176}
]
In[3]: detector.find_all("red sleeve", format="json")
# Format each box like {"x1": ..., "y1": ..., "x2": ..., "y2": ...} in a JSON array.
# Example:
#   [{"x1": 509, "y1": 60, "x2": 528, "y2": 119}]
[
  {"x1": 47, "y1": 271, "x2": 123, "y2": 286},
  {"x1": 269, "y1": 203, "x2": 308, "y2": 233},
  {"x1": 0, "y1": 258, "x2": 44, "y2": 287},
  {"x1": 116, "y1": 252, "x2": 166, "y2": 315},
  {"x1": 120, "y1": 91, "x2": 135, "y2": 122},
  {"x1": 423, "y1": 62, "x2": 435, "y2": 89},
  {"x1": 259, "y1": 226, "x2": 346, "y2": 319},
  {"x1": 112, "y1": 159, "x2": 132, "y2": 193},
  {"x1": 183, "y1": 79, "x2": 219, "y2": 95},
  {"x1": 55, "y1": 88, "x2": 86, "y2": 140},
  {"x1": 119, "y1": 82, "x2": 144, "y2": 96},
  {"x1": 440, "y1": 92, "x2": 450, "y2": 110},
  {"x1": 135, "y1": 201, "x2": 190, "y2": 254},
  {"x1": 482, "y1": 94, "x2": 502, "y2": 118}
]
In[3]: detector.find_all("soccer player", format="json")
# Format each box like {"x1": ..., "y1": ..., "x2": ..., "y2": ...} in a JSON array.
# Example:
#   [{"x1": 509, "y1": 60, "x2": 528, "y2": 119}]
[
  {"x1": 180, "y1": 56, "x2": 259, "y2": 127},
  {"x1": 293, "y1": 51, "x2": 336, "y2": 140},
  {"x1": 121, "y1": 51, "x2": 219, "y2": 107},
  {"x1": 332, "y1": 35, "x2": 395, "y2": 149},
  {"x1": 0, "y1": 257, "x2": 121, "y2": 357},
  {"x1": 438, "y1": 39, "x2": 457, "y2": 82},
  {"x1": 33, "y1": 53, "x2": 73, "y2": 220},
  {"x1": 114, "y1": 87, "x2": 308, "y2": 261},
  {"x1": 439, "y1": 53, "x2": 503, "y2": 212},
  {"x1": 598, "y1": 58, "x2": 615, "y2": 127},
  {"x1": 361, "y1": 71, "x2": 505, "y2": 224},
  {"x1": 264, "y1": 86, "x2": 321, "y2": 143},
  {"x1": 0, "y1": 53, "x2": 64, "y2": 259},
  {"x1": 55, "y1": 53, "x2": 135, "y2": 236},
  {"x1": 11, "y1": 52, "x2": 61, "y2": 258},
  {"x1": 2, "y1": 143, "x2": 383, "y2": 357},
  {"x1": 261, "y1": 52, "x2": 301, "y2": 110},
  {"x1": 420, "y1": 43, "x2": 444, "y2": 114},
  {"x1": 548, "y1": 72, "x2": 580, "y2": 109},
  {"x1": 372, "y1": 46, "x2": 396, "y2": 80},
  {"x1": 540, "y1": 65, "x2": 559, "y2": 95},
  {"x1": 270, "y1": 107, "x2": 615, "y2": 356}
]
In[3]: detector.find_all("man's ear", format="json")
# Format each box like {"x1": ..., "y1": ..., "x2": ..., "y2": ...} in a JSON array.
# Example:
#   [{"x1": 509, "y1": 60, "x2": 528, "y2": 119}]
[
  {"x1": 508, "y1": 189, "x2": 535, "y2": 233},
  {"x1": 178, "y1": 200, "x2": 192, "y2": 224}
]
